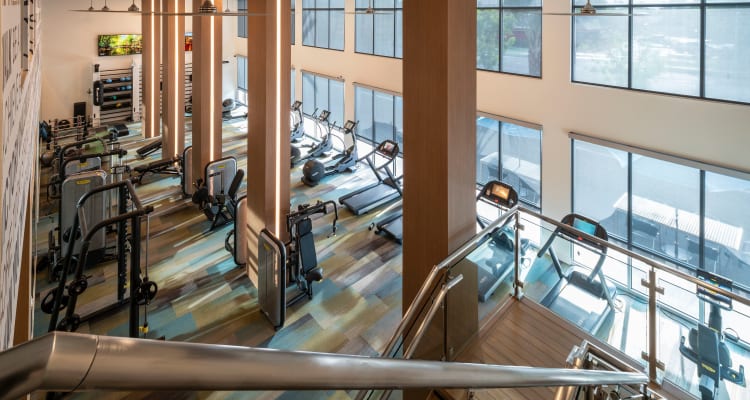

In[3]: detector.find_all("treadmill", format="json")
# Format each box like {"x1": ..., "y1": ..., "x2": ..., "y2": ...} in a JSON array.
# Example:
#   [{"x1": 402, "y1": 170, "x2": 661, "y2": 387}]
[
  {"x1": 339, "y1": 140, "x2": 402, "y2": 216},
  {"x1": 536, "y1": 213, "x2": 617, "y2": 333},
  {"x1": 475, "y1": 181, "x2": 530, "y2": 302},
  {"x1": 374, "y1": 200, "x2": 403, "y2": 244}
]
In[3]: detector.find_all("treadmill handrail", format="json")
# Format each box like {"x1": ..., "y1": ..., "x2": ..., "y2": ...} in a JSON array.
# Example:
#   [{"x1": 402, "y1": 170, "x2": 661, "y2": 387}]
[{"x1": 0, "y1": 331, "x2": 647, "y2": 400}]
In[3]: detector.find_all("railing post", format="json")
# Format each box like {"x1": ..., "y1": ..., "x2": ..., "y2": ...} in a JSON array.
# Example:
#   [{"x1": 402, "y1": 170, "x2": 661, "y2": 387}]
[
  {"x1": 648, "y1": 268, "x2": 657, "y2": 383},
  {"x1": 513, "y1": 211, "x2": 523, "y2": 300}
]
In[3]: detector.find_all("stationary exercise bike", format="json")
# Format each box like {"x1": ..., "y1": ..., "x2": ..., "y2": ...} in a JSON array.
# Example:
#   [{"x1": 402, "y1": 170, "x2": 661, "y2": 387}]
[{"x1": 679, "y1": 269, "x2": 745, "y2": 400}]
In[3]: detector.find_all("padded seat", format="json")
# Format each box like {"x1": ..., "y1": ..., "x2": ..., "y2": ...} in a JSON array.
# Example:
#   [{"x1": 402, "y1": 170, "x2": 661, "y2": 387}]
[{"x1": 297, "y1": 218, "x2": 323, "y2": 288}]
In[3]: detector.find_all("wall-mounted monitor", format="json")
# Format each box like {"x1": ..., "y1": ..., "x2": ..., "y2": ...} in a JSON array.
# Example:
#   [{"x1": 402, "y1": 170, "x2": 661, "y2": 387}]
[
  {"x1": 185, "y1": 32, "x2": 193, "y2": 51},
  {"x1": 98, "y1": 34, "x2": 143, "y2": 57}
]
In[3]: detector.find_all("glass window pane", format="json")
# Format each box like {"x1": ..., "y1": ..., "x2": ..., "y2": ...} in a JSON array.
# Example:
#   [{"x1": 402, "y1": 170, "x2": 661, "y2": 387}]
[
  {"x1": 395, "y1": 10, "x2": 403, "y2": 58},
  {"x1": 374, "y1": 92, "x2": 395, "y2": 145},
  {"x1": 476, "y1": 117, "x2": 500, "y2": 186},
  {"x1": 330, "y1": 0, "x2": 344, "y2": 8},
  {"x1": 394, "y1": 96, "x2": 403, "y2": 153},
  {"x1": 632, "y1": 7, "x2": 700, "y2": 96},
  {"x1": 501, "y1": 122, "x2": 541, "y2": 208},
  {"x1": 632, "y1": 155, "x2": 700, "y2": 265},
  {"x1": 374, "y1": 13, "x2": 395, "y2": 57},
  {"x1": 573, "y1": 11, "x2": 629, "y2": 87},
  {"x1": 375, "y1": 0, "x2": 395, "y2": 7},
  {"x1": 303, "y1": 0, "x2": 315, "y2": 8},
  {"x1": 478, "y1": 0, "x2": 501, "y2": 7},
  {"x1": 574, "y1": 0, "x2": 628, "y2": 5},
  {"x1": 704, "y1": 172, "x2": 750, "y2": 288},
  {"x1": 291, "y1": 10, "x2": 296, "y2": 44},
  {"x1": 329, "y1": 80, "x2": 345, "y2": 126},
  {"x1": 330, "y1": 10, "x2": 345, "y2": 50},
  {"x1": 501, "y1": 10, "x2": 541, "y2": 76},
  {"x1": 302, "y1": 73, "x2": 315, "y2": 115},
  {"x1": 704, "y1": 7, "x2": 750, "y2": 103},
  {"x1": 290, "y1": 69, "x2": 296, "y2": 103},
  {"x1": 317, "y1": 0, "x2": 329, "y2": 7},
  {"x1": 356, "y1": 14, "x2": 374, "y2": 53},
  {"x1": 355, "y1": 87, "x2": 374, "y2": 143},
  {"x1": 315, "y1": 76, "x2": 329, "y2": 115},
  {"x1": 503, "y1": 0, "x2": 541, "y2": 6},
  {"x1": 477, "y1": 9, "x2": 500, "y2": 71},
  {"x1": 573, "y1": 141, "x2": 628, "y2": 239},
  {"x1": 315, "y1": 10, "x2": 330, "y2": 48},
  {"x1": 302, "y1": 10, "x2": 315, "y2": 46}
]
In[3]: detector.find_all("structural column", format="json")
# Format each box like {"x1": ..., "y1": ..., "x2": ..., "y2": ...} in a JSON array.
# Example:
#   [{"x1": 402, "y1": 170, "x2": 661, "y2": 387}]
[
  {"x1": 142, "y1": 0, "x2": 161, "y2": 139},
  {"x1": 162, "y1": 0, "x2": 186, "y2": 160},
  {"x1": 246, "y1": 0, "x2": 291, "y2": 284},
  {"x1": 402, "y1": 0, "x2": 478, "y2": 359},
  {"x1": 191, "y1": 0, "x2": 224, "y2": 183}
]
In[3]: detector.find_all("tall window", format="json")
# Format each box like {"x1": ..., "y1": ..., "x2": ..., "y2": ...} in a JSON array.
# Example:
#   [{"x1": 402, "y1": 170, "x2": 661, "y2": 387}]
[
  {"x1": 355, "y1": 0, "x2": 403, "y2": 58},
  {"x1": 476, "y1": 0, "x2": 542, "y2": 77},
  {"x1": 291, "y1": 0, "x2": 296, "y2": 45},
  {"x1": 355, "y1": 85, "x2": 403, "y2": 154},
  {"x1": 237, "y1": 56, "x2": 248, "y2": 104},
  {"x1": 476, "y1": 115, "x2": 542, "y2": 210},
  {"x1": 572, "y1": 135, "x2": 750, "y2": 291},
  {"x1": 301, "y1": 71, "x2": 345, "y2": 126},
  {"x1": 291, "y1": 68, "x2": 296, "y2": 104},
  {"x1": 302, "y1": 0, "x2": 345, "y2": 50},
  {"x1": 238, "y1": 0, "x2": 248, "y2": 38},
  {"x1": 573, "y1": 0, "x2": 750, "y2": 104}
]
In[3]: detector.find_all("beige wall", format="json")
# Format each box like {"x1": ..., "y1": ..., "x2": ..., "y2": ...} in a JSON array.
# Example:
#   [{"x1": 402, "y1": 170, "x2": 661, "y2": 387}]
[{"x1": 225, "y1": 0, "x2": 750, "y2": 221}]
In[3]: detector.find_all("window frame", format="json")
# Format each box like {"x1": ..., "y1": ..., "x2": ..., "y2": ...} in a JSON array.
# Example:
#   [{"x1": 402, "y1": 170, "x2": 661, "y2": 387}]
[
  {"x1": 302, "y1": 0, "x2": 345, "y2": 51},
  {"x1": 476, "y1": 111, "x2": 543, "y2": 211},
  {"x1": 354, "y1": 0, "x2": 403, "y2": 59},
  {"x1": 238, "y1": 0, "x2": 248, "y2": 38},
  {"x1": 476, "y1": 0, "x2": 544, "y2": 78},
  {"x1": 571, "y1": 1, "x2": 750, "y2": 106},
  {"x1": 570, "y1": 131, "x2": 750, "y2": 295},
  {"x1": 301, "y1": 70, "x2": 346, "y2": 126}
]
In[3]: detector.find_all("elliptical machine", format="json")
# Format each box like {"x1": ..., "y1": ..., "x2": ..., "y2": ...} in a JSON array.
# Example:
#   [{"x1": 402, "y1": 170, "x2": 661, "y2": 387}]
[
  {"x1": 290, "y1": 110, "x2": 333, "y2": 166},
  {"x1": 301, "y1": 120, "x2": 359, "y2": 187},
  {"x1": 290, "y1": 100, "x2": 306, "y2": 142},
  {"x1": 679, "y1": 269, "x2": 746, "y2": 400}
]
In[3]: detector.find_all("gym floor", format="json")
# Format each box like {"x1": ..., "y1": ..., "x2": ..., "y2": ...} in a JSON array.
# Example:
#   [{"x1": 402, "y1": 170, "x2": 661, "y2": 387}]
[{"x1": 33, "y1": 117, "x2": 403, "y2": 399}]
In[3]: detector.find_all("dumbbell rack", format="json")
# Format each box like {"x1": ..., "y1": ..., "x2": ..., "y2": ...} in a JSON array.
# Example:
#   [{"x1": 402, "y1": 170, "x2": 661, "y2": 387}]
[{"x1": 92, "y1": 63, "x2": 142, "y2": 128}]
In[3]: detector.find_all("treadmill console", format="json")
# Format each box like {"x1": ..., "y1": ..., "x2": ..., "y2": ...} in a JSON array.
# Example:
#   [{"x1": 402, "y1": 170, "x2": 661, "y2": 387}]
[
  {"x1": 291, "y1": 100, "x2": 302, "y2": 111},
  {"x1": 317, "y1": 110, "x2": 330, "y2": 122},
  {"x1": 344, "y1": 120, "x2": 357, "y2": 132},
  {"x1": 696, "y1": 269, "x2": 733, "y2": 310},
  {"x1": 478, "y1": 180, "x2": 518, "y2": 209},
  {"x1": 560, "y1": 213, "x2": 608, "y2": 250},
  {"x1": 376, "y1": 140, "x2": 400, "y2": 159}
]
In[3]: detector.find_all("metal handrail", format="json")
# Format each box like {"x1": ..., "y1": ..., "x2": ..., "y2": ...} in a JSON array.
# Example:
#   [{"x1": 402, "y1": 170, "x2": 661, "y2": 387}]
[
  {"x1": 0, "y1": 332, "x2": 647, "y2": 400},
  {"x1": 518, "y1": 206, "x2": 750, "y2": 308}
]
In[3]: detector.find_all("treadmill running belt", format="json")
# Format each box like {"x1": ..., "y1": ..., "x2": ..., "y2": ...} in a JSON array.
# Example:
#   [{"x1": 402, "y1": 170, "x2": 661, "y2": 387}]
[{"x1": 341, "y1": 183, "x2": 400, "y2": 215}]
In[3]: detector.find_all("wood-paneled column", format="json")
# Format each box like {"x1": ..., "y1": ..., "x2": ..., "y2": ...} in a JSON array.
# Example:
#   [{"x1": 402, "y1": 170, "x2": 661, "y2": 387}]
[
  {"x1": 246, "y1": 0, "x2": 291, "y2": 284},
  {"x1": 191, "y1": 0, "x2": 224, "y2": 183},
  {"x1": 402, "y1": 0, "x2": 478, "y2": 360},
  {"x1": 142, "y1": 0, "x2": 161, "y2": 139},
  {"x1": 162, "y1": 0, "x2": 186, "y2": 160}
]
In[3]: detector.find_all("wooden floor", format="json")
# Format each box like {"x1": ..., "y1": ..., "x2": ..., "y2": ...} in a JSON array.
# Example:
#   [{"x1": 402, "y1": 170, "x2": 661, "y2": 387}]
[{"x1": 444, "y1": 298, "x2": 588, "y2": 400}]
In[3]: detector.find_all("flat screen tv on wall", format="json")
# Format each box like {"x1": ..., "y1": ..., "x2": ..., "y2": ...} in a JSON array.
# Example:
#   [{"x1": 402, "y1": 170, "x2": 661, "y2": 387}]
[{"x1": 98, "y1": 34, "x2": 143, "y2": 57}]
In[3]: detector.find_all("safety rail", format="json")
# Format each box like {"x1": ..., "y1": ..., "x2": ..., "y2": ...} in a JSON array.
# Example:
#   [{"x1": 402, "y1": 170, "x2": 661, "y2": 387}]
[
  {"x1": 0, "y1": 331, "x2": 647, "y2": 400},
  {"x1": 366, "y1": 205, "x2": 750, "y2": 399}
]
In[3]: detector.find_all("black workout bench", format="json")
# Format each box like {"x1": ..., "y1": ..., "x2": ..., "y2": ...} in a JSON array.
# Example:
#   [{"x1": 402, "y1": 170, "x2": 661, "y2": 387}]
[
  {"x1": 136, "y1": 139, "x2": 162, "y2": 158},
  {"x1": 132, "y1": 157, "x2": 181, "y2": 184}
]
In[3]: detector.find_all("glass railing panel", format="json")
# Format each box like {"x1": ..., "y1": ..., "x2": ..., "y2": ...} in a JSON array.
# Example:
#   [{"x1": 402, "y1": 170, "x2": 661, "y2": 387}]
[
  {"x1": 660, "y1": 279, "x2": 750, "y2": 400},
  {"x1": 521, "y1": 217, "x2": 652, "y2": 370}
]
